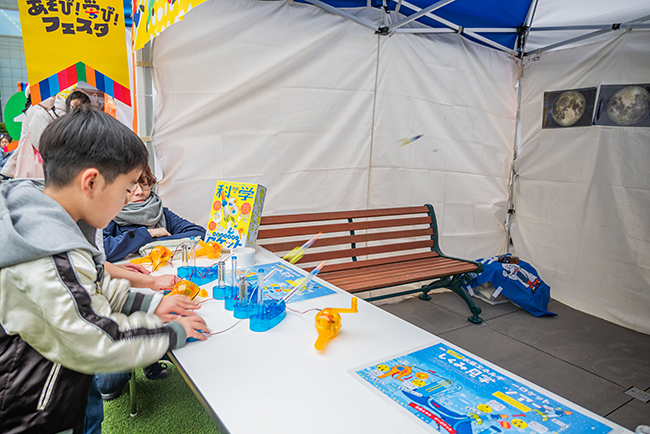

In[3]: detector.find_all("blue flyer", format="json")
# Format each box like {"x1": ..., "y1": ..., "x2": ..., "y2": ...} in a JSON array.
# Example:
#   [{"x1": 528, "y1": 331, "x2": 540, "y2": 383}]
[
  {"x1": 242, "y1": 261, "x2": 336, "y2": 304},
  {"x1": 353, "y1": 343, "x2": 612, "y2": 434}
]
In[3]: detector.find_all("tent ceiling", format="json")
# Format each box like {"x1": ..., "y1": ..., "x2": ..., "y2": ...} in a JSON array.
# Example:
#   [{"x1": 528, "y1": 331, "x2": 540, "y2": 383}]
[{"x1": 271, "y1": 0, "x2": 650, "y2": 56}]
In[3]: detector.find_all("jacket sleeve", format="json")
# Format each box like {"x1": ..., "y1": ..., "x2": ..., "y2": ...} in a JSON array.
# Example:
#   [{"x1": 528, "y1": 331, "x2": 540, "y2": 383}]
[
  {"x1": 0, "y1": 249, "x2": 187, "y2": 375},
  {"x1": 161, "y1": 207, "x2": 206, "y2": 242},
  {"x1": 103, "y1": 222, "x2": 153, "y2": 262},
  {"x1": 28, "y1": 106, "x2": 54, "y2": 151}
]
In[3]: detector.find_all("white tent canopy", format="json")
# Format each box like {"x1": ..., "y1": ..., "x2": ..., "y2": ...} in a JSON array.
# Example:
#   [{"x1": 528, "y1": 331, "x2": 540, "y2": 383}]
[{"x1": 145, "y1": 0, "x2": 650, "y2": 334}]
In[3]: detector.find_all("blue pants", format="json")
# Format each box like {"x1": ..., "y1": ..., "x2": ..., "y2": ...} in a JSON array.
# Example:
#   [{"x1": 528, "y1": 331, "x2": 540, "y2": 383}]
[
  {"x1": 95, "y1": 372, "x2": 131, "y2": 396},
  {"x1": 83, "y1": 377, "x2": 104, "y2": 434}
]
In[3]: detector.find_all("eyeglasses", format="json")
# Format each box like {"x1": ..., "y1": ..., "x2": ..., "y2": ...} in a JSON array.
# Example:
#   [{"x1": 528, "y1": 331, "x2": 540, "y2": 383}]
[{"x1": 134, "y1": 182, "x2": 151, "y2": 192}]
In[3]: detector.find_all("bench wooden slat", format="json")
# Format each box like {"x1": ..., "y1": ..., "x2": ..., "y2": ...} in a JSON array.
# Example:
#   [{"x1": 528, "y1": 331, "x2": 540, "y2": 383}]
[
  {"x1": 297, "y1": 240, "x2": 434, "y2": 263},
  {"x1": 260, "y1": 205, "x2": 430, "y2": 225},
  {"x1": 259, "y1": 228, "x2": 434, "y2": 253},
  {"x1": 321, "y1": 257, "x2": 478, "y2": 292},
  {"x1": 322, "y1": 256, "x2": 476, "y2": 281},
  {"x1": 303, "y1": 251, "x2": 440, "y2": 273},
  {"x1": 257, "y1": 216, "x2": 433, "y2": 239}
]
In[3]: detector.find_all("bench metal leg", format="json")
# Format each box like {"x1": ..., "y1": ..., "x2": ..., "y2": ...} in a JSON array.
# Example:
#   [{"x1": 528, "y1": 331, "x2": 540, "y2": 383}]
[
  {"x1": 420, "y1": 275, "x2": 483, "y2": 324},
  {"x1": 129, "y1": 370, "x2": 137, "y2": 417},
  {"x1": 448, "y1": 275, "x2": 483, "y2": 324}
]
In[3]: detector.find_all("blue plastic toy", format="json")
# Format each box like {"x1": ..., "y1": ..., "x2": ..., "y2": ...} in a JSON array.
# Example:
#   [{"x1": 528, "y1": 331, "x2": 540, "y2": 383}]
[
  {"x1": 233, "y1": 275, "x2": 258, "y2": 319},
  {"x1": 187, "y1": 330, "x2": 204, "y2": 343},
  {"x1": 250, "y1": 299, "x2": 287, "y2": 332},
  {"x1": 178, "y1": 265, "x2": 219, "y2": 286}
]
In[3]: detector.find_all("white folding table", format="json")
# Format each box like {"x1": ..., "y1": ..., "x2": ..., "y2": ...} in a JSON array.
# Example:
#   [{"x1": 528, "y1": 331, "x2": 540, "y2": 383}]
[{"x1": 143, "y1": 248, "x2": 630, "y2": 434}]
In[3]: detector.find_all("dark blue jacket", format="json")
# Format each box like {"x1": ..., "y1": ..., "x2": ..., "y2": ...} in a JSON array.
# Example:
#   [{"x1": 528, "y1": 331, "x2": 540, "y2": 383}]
[{"x1": 103, "y1": 207, "x2": 206, "y2": 262}]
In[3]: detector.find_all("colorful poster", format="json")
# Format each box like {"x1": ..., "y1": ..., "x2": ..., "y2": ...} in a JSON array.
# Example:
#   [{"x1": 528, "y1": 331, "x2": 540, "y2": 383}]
[
  {"x1": 17, "y1": 0, "x2": 130, "y2": 105},
  {"x1": 132, "y1": 0, "x2": 207, "y2": 51},
  {"x1": 205, "y1": 181, "x2": 266, "y2": 250},
  {"x1": 242, "y1": 262, "x2": 336, "y2": 304},
  {"x1": 353, "y1": 343, "x2": 613, "y2": 434}
]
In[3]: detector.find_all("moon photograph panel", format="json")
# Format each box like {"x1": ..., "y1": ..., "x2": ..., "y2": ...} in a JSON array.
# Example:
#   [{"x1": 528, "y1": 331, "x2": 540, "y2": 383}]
[{"x1": 543, "y1": 88, "x2": 596, "y2": 129}]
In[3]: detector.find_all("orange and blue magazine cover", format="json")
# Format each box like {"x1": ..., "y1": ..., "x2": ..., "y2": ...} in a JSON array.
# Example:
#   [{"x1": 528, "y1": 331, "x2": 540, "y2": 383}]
[{"x1": 206, "y1": 181, "x2": 267, "y2": 249}]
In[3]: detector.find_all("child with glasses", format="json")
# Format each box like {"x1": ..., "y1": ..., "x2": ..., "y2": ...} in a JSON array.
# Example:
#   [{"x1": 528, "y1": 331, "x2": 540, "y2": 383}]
[{"x1": 102, "y1": 165, "x2": 206, "y2": 263}]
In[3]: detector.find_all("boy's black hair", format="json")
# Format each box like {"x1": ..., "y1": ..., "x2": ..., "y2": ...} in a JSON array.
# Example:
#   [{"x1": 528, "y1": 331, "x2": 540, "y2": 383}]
[
  {"x1": 65, "y1": 90, "x2": 92, "y2": 111},
  {"x1": 40, "y1": 106, "x2": 148, "y2": 188}
]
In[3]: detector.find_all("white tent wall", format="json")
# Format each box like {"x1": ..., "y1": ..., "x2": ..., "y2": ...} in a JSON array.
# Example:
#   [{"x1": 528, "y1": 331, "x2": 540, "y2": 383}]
[
  {"x1": 151, "y1": 0, "x2": 518, "y2": 261},
  {"x1": 371, "y1": 33, "x2": 518, "y2": 256},
  {"x1": 152, "y1": 0, "x2": 377, "y2": 221},
  {"x1": 512, "y1": 31, "x2": 650, "y2": 334}
]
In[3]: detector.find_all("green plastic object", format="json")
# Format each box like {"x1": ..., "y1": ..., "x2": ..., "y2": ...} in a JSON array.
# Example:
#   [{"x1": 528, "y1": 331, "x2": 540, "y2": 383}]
[{"x1": 4, "y1": 91, "x2": 27, "y2": 141}]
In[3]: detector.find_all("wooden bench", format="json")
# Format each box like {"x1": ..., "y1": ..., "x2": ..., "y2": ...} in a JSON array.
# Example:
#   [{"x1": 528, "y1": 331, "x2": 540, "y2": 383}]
[{"x1": 257, "y1": 205, "x2": 485, "y2": 323}]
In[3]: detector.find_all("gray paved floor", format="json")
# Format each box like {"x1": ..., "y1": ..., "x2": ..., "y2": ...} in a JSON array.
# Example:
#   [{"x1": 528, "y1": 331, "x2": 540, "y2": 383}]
[{"x1": 377, "y1": 291, "x2": 650, "y2": 432}]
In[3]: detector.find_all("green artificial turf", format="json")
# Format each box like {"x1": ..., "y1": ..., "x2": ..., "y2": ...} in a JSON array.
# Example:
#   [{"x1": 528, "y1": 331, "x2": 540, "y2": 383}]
[{"x1": 102, "y1": 362, "x2": 220, "y2": 434}]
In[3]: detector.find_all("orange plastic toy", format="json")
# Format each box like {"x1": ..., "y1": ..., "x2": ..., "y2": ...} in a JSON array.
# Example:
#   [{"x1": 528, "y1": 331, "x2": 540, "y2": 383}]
[
  {"x1": 130, "y1": 245, "x2": 173, "y2": 270},
  {"x1": 314, "y1": 297, "x2": 358, "y2": 351},
  {"x1": 194, "y1": 240, "x2": 223, "y2": 259},
  {"x1": 164, "y1": 280, "x2": 208, "y2": 300}
]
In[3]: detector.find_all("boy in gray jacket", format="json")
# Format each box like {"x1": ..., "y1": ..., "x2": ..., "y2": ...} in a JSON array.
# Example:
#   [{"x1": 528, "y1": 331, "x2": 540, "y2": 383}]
[{"x1": 0, "y1": 107, "x2": 207, "y2": 434}]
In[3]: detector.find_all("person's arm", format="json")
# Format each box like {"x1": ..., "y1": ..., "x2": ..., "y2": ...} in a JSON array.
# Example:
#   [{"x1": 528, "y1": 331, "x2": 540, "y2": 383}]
[
  {"x1": 105, "y1": 261, "x2": 180, "y2": 291},
  {"x1": 0, "y1": 249, "x2": 205, "y2": 375},
  {"x1": 103, "y1": 221, "x2": 154, "y2": 262},
  {"x1": 159, "y1": 207, "x2": 207, "y2": 241},
  {"x1": 28, "y1": 106, "x2": 54, "y2": 151}
]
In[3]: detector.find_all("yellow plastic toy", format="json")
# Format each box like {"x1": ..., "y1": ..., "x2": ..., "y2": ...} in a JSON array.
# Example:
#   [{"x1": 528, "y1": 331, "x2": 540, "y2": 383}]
[
  {"x1": 194, "y1": 240, "x2": 223, "y2": 260},
  {"x1": 314, "y1": 297, "x2": 358, "y2": 351},
  {"x1": 130, "y1": 245, "x2": 173, "y2": 270},
  {"x1": 164, "y1": 280, "x2": 208, "y2": 300}
]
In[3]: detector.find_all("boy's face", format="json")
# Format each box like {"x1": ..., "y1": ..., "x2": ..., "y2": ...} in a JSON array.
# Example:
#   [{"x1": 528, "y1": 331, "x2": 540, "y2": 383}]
[{"x1": 87, "y1": 167, "x2": 142, "y2": 229}]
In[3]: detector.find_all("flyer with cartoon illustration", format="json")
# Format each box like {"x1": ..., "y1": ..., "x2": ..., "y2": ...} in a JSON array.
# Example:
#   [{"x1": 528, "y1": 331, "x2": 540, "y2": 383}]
[
  {"x1": 243, "y1": 262, "x2": 335, "y2": 303},
  {"x1": 352, "y1": 343, "x2": 612, "y2": 434}
]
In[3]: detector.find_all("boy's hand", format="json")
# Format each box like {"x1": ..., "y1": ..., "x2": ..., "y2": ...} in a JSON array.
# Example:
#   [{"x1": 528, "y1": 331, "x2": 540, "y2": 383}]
[
  {"x1": 115, "y1": 263, "x2": 151, "y2": 275},
  {"x1": 176, "y1": 316, "x2": 208, "y2": 341},
  {"x1": 148, "y1": 228, "x2": 171, "y2": 238},
  {"x1": 151, "y1": 274, "x2": 180, "y2": 291},
  {"x1": 155, "y1": 294, "x2": 200, "y2": 322}
]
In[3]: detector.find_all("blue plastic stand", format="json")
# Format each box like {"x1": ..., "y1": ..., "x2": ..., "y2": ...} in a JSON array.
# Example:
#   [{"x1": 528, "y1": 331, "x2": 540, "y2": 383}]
[
  {"x1": 233, "y1": 285, "x2": 260, "y2": 319},
  {"x1": 224, "y1": 287, "x2": 237, "y2": 311},
  {"x1": 213, "y1": 283, "x2": 235, "y2": 300},
  {"x1": 233, "y1": 301, "x2": 259, "y2": 319},
  {"x1": 250, "y1": 299, "x2": 287, "y2": 332},
  {"x1": 177, "y1": 266, "x2": 219, "y2": 286}
]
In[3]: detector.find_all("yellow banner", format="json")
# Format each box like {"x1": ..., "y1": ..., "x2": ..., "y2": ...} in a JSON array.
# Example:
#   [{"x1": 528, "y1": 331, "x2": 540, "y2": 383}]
[
  {"x1": 18, "y1": 0, "x2": 129, "y2": 104},
  {"x1": 132, "y1": 0, "x2": 206, "y2": 51}
]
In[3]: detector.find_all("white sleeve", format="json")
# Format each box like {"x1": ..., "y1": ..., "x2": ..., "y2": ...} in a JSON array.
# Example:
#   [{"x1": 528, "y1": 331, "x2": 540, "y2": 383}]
[{"x1": 0, "y1": 249, "x2": 184, "y2": 375}]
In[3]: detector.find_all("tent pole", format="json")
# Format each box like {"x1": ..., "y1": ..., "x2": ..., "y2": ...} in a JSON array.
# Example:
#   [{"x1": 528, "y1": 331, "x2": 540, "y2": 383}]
[
  {"x1": 505, "y1": 80, "x2": 520, "y2": 255},
  {"x1": 399, "y1": 1, "x2": 459, "y2": 31},
  {"x1": 527, "y1": 14, "x2": 650, "y2": 56},
  {"x1": 366, "y1": 34, "x2": 381, "y2": 209},
  {"x1": 516, "y1": 0, "x2": 539, "y2": 57},
  {"x1": 386, "y1": 0, "x2": 455, "y2": 32},
  {"x1": 305, "y1": 0, "x2": 379, "y2": 32},
  {"x1": 395, "y1": 1, "x2": 514, "y2": 54},
  {"x1": 134, "y1": 41, "x2": 156, "y2": 174},
  {"x1": 530, "y1": 23, "x2": 650, "y2": 31}
]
